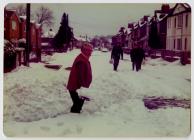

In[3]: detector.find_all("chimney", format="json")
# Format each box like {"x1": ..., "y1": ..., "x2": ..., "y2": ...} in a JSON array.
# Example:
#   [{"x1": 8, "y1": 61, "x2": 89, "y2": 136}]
[
  {"x1": 144, "y1": 16, "x2": 149, "y2": 22},
  {"x1": 161, "y1": 4, "x2": 170, "y2": 13}
]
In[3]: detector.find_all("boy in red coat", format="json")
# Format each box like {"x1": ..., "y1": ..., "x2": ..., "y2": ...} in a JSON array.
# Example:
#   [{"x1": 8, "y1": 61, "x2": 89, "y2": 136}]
[{"x1": 67, "y1": 43, "x2": 93, "y2": 113}]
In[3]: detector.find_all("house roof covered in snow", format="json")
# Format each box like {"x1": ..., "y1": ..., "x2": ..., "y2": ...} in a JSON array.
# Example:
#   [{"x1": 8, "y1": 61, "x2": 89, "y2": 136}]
[
  {"x1": 35, "y1": 24, "x2": 41, "y2": 29},
  {"x1": 168, "y1": 3, "x2": 191, "y2": 16},
  {"x1": 19, "y1": 16, "x2": 26, "y2": 21},
  {"x1": 5, "y1": 9, "x2": 20, "y2": 22},
  {"x1": 74, "y1": 36, "x2": 87, "y2": 42}
]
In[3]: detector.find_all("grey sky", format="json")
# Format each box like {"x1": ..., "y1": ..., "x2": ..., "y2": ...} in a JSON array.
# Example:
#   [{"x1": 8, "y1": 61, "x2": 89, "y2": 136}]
[{"x1": 7, "y1": 3, "x2": 175, "y2": 37}]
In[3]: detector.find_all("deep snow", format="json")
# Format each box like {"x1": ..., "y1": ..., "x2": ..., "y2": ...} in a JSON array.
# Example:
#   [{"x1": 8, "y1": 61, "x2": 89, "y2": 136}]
[{"x1": 3, "y1": 49, "x2": 191, "y2": 137}]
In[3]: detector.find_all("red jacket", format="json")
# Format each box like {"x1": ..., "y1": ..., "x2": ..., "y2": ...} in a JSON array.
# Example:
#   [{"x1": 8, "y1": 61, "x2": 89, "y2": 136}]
[{"x1": 67, "y1": 53, "x2": 92, "y2": 91}]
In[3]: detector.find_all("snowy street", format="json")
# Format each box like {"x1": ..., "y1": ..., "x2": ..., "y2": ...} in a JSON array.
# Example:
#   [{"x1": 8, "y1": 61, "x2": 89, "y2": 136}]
[{"x1": 3, "y1": 49, "x2": 191, "y2": 137}]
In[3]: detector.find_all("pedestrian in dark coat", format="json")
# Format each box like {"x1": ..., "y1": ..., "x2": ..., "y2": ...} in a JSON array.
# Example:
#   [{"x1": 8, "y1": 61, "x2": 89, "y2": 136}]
[
  {"x1": 111, "y1": 42, "x2": 122, "y2": 71},
  {"x1": 130, "y1": 46, "x2": 137, "y2": 71},
  {"x1": 120, "y1": 44, "x2": 124, "y2": 60},
  {"x1": 130, "y1": 45, "x2": 145, "y2": 71},
  {"x1": 67, "y1": 43, "x2": 93, "y2": 113},
  {"x1": 136, "y1": 47, "x2": 145, "y2": 71}
]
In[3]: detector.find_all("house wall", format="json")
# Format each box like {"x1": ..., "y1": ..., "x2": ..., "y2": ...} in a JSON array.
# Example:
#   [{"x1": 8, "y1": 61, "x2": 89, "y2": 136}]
[
  {"x1": 158, "y1": 18, "x2": 167, "y2": 49},
  {"x1": 5, "y1": 14, "x2": 20, "y2": 41},
  {"x1": 19, "y1": 20, "x2": 26, "y2": 39},
  {"x1": 36, "y1": 27, "x2": 41, "y2": 49},
  {"x1": 30, "y1": 23, "x2": 37, "y2": 51},
  {"x1": 166, "y1": 12, "x2": 191, "y2": 51}
]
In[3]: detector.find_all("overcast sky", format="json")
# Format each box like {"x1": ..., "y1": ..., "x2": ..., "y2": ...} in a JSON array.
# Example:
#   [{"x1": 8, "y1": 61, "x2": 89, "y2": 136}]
[{"x1": 7, "y1": 3, "x2": 176, "y2": 37}]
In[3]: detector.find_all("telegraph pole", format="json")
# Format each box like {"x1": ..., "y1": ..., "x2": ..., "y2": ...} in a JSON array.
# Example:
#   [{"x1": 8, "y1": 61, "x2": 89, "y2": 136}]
[{"x1": 25, "y1": 3, "x2": 30, "y2": 66}]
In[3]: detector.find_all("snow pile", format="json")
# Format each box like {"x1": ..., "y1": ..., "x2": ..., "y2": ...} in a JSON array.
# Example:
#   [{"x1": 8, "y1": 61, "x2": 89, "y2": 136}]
[
  {"x1": 3, "y1": 49, "x2": 191, "y2": 137},
  {"x1": 4, "y1": 63, "x2": 70, "y2": 122}
]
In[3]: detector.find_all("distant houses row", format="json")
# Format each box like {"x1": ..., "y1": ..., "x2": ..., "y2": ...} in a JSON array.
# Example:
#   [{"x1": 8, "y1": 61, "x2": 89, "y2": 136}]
[{"x1": 116, "y1": 3, "x2": 191, "y2": 56}]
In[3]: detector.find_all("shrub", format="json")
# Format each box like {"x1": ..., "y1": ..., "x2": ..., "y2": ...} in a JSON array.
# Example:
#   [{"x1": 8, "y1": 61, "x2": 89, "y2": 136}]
[
  {"x1": 4, "y1": 40, "x2": 16, "y2": 56},
  {"x1": 4, "y1": 40, "x2": 16, "y2": 71},
  {"x1": 18, "y1": 38, "x2": 26, "y2": 48}
]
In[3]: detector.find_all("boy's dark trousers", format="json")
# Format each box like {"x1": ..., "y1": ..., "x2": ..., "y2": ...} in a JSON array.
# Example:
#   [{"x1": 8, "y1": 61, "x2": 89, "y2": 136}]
[
  {"x1": 136, "y1": 60, "x2": 142, "y2": 71},
  {"x1": 69, "y1": 90, "x2": 84, "y2": 113},
  {"x1": 132, "y1": 61, "x2": 135, "y2": 71},
  {"x1": 113, "y1": 58, "x2": 119, "y2": 71},
  {"x1": 120, "y1": 49, "x2": 123, "y2": 60}
]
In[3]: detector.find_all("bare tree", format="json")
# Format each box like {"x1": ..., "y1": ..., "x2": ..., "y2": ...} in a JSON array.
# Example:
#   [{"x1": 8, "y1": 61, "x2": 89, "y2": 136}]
[
  {"x1": 34, "y1": 6, "x2": 54, "y2": 29},
  {"x1": 14, "y1": 4, "x2": 26, "y2": 16},
  {"x1": 14, "y1": 4, "x2": 34, "y2": 18}
]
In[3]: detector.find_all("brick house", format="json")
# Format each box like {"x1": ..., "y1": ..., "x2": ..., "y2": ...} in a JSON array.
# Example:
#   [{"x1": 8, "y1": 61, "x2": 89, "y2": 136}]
[
  {"x1": 30, "y1": 21, "x2": 37, "y2": 52},
  {"x1": 157, "y1": 15, "x2": 168, "y2": 49},
  {"x1": 154, "y1": 4, "x2": 171, "y2": 49},
  {"x1": 127, "y1": 22, "x2": 139, "y2": 49},
  {"x1": 19, "y1": 16, "x2": 26, "y2": 39},
  {"x1": 4, "y1": 9, "x2": 20, "y2": 43},
  {"x1": 137, "y1": 16, "x2": 150, "y2": 49},
  {"x1": 35, "y1": 24, "x2": 42, "y2": 50},
  {"x1": 35, "y1": 24, "x2": 42, "y2": 61}
]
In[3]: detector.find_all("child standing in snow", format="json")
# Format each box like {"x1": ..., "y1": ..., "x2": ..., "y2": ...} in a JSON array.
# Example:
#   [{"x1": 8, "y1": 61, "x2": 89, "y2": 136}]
[{"x1": 67, "y1": 43, "x2": 93, "y2": 113}]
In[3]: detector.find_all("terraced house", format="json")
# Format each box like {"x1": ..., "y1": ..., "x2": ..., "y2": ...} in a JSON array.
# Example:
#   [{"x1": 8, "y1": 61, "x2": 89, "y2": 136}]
[{"x1": 166, "y1": 3, "x2": 191, "y2": 52}]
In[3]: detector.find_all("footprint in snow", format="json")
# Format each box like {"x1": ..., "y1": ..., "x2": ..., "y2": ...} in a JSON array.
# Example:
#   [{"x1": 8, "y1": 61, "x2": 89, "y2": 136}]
[
  {"x1": 40, "y1": 126, "x2": 50, "y2": 131},
  {"x1": 57, "y1": 122, "x2": 64, "y2": 127},
  {"x1": 76, "y1": 125, "x2": 83, "y2": 134}
]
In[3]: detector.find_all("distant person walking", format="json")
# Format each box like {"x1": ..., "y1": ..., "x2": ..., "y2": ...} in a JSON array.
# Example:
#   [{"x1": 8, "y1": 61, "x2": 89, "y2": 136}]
[
  {"x1": 67, "y1": 43, "x2": 93, "y2": 113},
  {"x1": 111, "y1": 42, "x2": 122, "y2": 71},
  {"x1": 130, "y1": 46, "x2": 137, "y2": 71},
  {"x1": 120, "y1": 44, "x2": 124, "y2": 60},
  {"x1": 130, "y1": 44, "x2": 145, "y2": 71},
  {"x1": 136, "y1": 46, "x2": 145, "y2": 71}
]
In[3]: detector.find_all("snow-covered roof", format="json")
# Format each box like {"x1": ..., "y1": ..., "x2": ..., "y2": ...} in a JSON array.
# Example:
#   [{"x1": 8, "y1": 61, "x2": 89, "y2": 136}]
[
  {"x1": 35, "y1": 24, "x2": 41, "y2": 29},
  {"x1": 6, "y1": 9, "x2": 16, "y2": 12},
  {"x1": 147, "y1": 16, "x2": 152, "y2": 22},
  {"x1": 127, "y1": 30, "x2": 131, "y2": 34},
  {"x1": 30, "y1": 20, "x2": 36, "y2": 24},
  {"x1": 19, "y1": 16, "x2": 26, "y2": 20},
  {"x1": 10, "y1": 39, "x2": 18, "y2": 43},
  {"x1": 158, "y1": 14, "x2": 168, "y2": 22},
  {"x1": 183, "y1": 3, "x2": 190, "y2": 9},
  {"x1": 133, "y1": 23, "x2": 139, "y2": 29},
  {"x1": 5, "y1": 9, "x2": 21, "y2": 22},
  {"x1": 4, "y1": 39, "x2": 10, "y2": 44},
  {"x1": 74, "y1": 36, "x2": 87, "y2": 41},
  {"x1": 15, "y1": 47, "x2": 25, "y2": 51},
  {"x1": 139, "y1": 21, "x2": 147, "y2": 27},
  {"x1": 18, "y1": 38, "x2": 26, "y2": 43},
  {"x1": 41, "y1": 42, "x2": 49, "y2": 46},
  {"x1": 42, "y1": 31, "x2": 56, "y2": 38}
]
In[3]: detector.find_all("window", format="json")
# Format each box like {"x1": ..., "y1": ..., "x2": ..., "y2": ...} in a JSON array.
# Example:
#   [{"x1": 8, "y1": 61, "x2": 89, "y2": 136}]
[
  {"x1": 185, "y1": 38, "x2": 187, "y2": 50},
  {"x1": 24, "y1": 25, "x2": 26, "y2": 32},
  {"x1": 185, "y1": 14, "x2": 188, "y2": 27},
  {"x1": 178, "y1": 15, "x2": 183, "y2": 28},
  {"x1": 174, "y1": 39, "x2": 176, "y2": 49},
  {"x1": 167, "y1": 20, "x2": 169, "y2": 28},
  {"x1": 169, "y1": 19, "x2": 171, "y2": 28},
  {"x1": 177, "y1": 39, "x2": 182, "y2": 50},
  {"x1": 174, "y1": 18, "x2": 176, "y2": 28},
  {"x1": 168, "y1": 39, "x2": 170, "y2": 49},
  {"x1": 12, "y1": 20, "x2": 16, "y2": 30},
  {"x1": 168, "y1": 19, "x2": 171, "y2": 29},
  {"x1": 32, "y1": 28, "x2": 35, "y2": 35}
]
